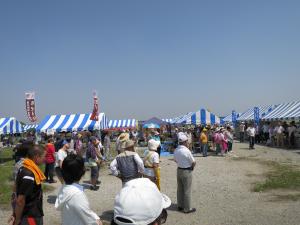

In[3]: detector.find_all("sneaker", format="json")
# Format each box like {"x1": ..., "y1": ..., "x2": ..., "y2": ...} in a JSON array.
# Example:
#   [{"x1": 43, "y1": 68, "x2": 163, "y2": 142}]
[
  {"x1": 96, "y1": 180, "x2": 101, "y2": 185},
  {"x1": 184, "y1": 208, "x2": 196, "y2": 214},
  {"x1": 90, "y1": 185, "x2": 99, "y2": 191}
]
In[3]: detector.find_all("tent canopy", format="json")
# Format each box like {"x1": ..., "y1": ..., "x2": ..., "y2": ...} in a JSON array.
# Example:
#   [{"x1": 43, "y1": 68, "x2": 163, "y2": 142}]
[
  {"x1": 23, "y1": 124, "x2": 38, "y2": 131},
  {"x1": 161, "y1": 118, "x2": 173, "y2": 123},
  {"x1": 172, "y1": 112, "x2": 194, "y2": 124},
  {"x1": 262, "y1": 101, "x2": 300, "y2": 120},
  {"x1": 237, "y1": 105, "x2": 277, "y2": 121},
  {"x1": 178, "y1": 109, "x2": 221, "y2": 125},
  {"x1": 36, "y1": 113, "x2": 108, "y2": 133},
  {"x1": 142, "y1": 117, "x2": 167, "y2": 126},
  {"x1": 0, "y1": 117, "x2": 24, "y2": 135},
  {"x1": 108, "y1": 119, "x2": 136, "y2": 129},
  {"x1": 222, "y1": 112, "x2": 240, "y2": 122}
]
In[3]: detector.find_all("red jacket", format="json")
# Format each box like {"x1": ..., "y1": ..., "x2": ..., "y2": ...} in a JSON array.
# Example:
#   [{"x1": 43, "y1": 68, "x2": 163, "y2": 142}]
[{"x1": 45, "y1": 143, "x2": 55, "y2": 164}]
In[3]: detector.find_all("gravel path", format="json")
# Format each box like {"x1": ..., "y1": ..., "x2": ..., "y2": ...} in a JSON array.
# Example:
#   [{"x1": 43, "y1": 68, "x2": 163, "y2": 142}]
[{"x1": 1, "y1": 142, "x2": 300, "y2": 225}]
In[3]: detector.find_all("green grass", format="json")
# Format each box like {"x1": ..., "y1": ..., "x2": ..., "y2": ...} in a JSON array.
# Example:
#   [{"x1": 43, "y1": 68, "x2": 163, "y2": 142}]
[
  {"x1": 0, "y1": 147, "x2": 55, "y2": 207},
  {"x1": 231, "y1": 156, "x2": 300, "y2": 197},
  {"x1": 270, "y1": 194, "x2": 300, "y2": 202},
  {"x1": 253, "y1": 163, "x2": 300, "y2": 192},
  {"x1": 0, "y1": 147, "x2": 14, "y2": 207}
]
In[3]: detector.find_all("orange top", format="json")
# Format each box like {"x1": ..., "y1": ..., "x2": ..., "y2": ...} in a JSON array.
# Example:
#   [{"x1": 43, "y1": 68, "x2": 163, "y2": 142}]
[{"x1": 200, "y1": 132, "x2": 208, "y2": 144}]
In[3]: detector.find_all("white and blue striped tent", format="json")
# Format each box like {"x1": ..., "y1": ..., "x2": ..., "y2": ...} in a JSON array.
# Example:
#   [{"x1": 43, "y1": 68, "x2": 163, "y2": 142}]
[
  {"x1": 169, "y1": 115, "x2": 184, "y2": 124},
  {"x1": 36, "y1": 113, "x2": 108, "y2": 133},
  {"x1": 237, "y1": 105, "x2": 277, "y2": 121},
  {"x1": 179, "y1": 109, "x2": 221, "y2": 125},
  {"x1": 173, "y1": 112, "x2": 195, "y2": 124},
  {"x1": 23, "y1": 124, "x2": 38, "y2": 131},
  {"x1": 262, "y1": 101, "x2": 300, "y2": 120},
  {"x1": 108, "y1": 119, "x2": 136, "y2": 129},
  {"x1": 222, "y1": 112, "x2": 240, "y2": 122},
  {"x1": 161, "y1": 119, "x2": 174, "y2": 123},
  {"x1": 0, "y1": 117, "x2": 24, "y2": 135}
]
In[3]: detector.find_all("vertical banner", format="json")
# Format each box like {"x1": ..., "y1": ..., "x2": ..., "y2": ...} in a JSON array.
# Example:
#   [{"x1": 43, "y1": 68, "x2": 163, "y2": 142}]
[
  {"x1": 25, "y1": 92, "x2": 37, "y2": 122},
  {"x1": 254, "y1": 107, "x2": 260, "y2": 125},
  {"x1": 90, "y1": 91, "x2": 99, "y2": 121},
  {"x1": 232, "y1": 110, "x2": 237, "y2": 126}
]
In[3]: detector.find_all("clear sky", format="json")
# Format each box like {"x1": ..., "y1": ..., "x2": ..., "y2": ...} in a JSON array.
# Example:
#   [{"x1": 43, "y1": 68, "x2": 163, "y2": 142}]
[{"x1": 0, "y1": 0, "x2": 299, "y2": 123}]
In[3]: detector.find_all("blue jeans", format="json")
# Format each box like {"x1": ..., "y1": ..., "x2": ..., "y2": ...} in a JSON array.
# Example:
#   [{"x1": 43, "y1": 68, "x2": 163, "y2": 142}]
[{"x1": 202, "y1": 143, "x2": 208, "y2": 157}]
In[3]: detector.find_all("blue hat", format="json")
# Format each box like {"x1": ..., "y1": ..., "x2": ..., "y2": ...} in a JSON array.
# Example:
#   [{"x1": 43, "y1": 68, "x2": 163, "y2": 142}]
[{"x1": 62, "y1": 140, "x2": 68, "y2": 145}]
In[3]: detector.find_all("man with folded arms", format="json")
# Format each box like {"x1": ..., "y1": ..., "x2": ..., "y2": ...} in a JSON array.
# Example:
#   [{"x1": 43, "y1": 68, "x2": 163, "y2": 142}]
[{"x1": 174, "y1": 132, "x2": 196, "y2": 214}]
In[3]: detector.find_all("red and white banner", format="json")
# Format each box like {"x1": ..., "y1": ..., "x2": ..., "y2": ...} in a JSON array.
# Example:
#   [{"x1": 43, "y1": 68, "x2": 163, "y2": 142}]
[
  {"x1": 25, "y1": 92, "x2": 37, "y2": 122},
  {"x1": 90, "y1": 91, "x2": 99, "y2": 121}
]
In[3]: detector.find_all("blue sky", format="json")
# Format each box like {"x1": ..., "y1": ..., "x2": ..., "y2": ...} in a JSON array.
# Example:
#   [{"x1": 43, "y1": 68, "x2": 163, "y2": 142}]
[{"x1": 0, "y1": 0, "x2": 299, "y2": 122}]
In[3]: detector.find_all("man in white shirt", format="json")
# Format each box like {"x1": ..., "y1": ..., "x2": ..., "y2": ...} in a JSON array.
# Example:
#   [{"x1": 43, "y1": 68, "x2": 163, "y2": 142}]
[
  {"x1": 174, "y1": 132, "x2": 196, "y2": 214},
  {"x1": 246, "y1": 124, "x2": 256, "y2": 149},
  {"x1": 274, "y1": 122, "x2": 285, "y2": 147}
]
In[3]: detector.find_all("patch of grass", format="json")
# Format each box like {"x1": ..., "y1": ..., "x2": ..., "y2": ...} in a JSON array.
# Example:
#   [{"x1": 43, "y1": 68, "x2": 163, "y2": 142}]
[
  {"x1": 231, "y1": 156, "x2": 300, "y2": 196},
  {"x1": 253, "y1": 163, "x2": 300, "y2": 192},
  {"x1": 270, "y1": 194, "x2": 300, "y2": 202},
  {"x1": 0, "y1": 148, "x2": 14, "y2": 207}
]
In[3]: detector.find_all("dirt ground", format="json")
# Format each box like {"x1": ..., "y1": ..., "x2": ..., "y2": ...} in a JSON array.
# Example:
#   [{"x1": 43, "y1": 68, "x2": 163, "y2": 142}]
[{"x1": 1, "y1": 142, "x2": 300, "y2": 225}]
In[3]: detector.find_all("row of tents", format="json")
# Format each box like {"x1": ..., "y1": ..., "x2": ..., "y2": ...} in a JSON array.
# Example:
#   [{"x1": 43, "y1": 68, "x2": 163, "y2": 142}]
[
  {"x1": 222, "y1": 101, "x2": 300, "y2": 123},
  {"x1": 0, "y1": 113, "x2": 139, "y2": 135},
  {"x1": 1, "y1": 101, "x2": 300, "y2": 135}
]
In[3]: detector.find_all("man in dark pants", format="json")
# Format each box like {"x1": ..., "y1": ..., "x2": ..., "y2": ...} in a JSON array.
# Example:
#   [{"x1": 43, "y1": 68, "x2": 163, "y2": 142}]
[
  {"x1": 247, "y1": 124, "x2": 256, "y2": 149},
  {"x1": 174, "y1": 132, "x2": 196, "y2": 214},
  {"x1": 239, "y1": 122, "x2": 245, "y2": 142}
]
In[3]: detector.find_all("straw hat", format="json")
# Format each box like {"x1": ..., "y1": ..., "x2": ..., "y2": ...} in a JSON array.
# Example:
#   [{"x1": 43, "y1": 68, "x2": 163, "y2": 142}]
[
  {"x1": 124, "y1": 140, "x2": 135, "y2": 150},
  {"x1": 119, "y1": 133, "x2": 129, "y2": 142}
]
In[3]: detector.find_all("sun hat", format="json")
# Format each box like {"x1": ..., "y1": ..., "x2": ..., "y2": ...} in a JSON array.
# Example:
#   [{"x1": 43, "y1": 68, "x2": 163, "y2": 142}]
[
  {"x1": 119, "y1": 133, "x2": 129, "y2": 142},
  {"x1": 177, "y1": 132, "x2": 188, "y2": 143},
  {"x1": 148, "y1": 139, "x2": 160, "y2": 151},
  {"x1": 114, "y1": 178, "x2": 171, "y2": 225},
  {"x1": 124, "y1": 140, "x2": 135, "y2": 149}
]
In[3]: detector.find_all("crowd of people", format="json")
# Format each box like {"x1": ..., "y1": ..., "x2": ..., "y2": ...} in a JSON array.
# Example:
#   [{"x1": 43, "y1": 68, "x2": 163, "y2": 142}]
[
  {"x1": 7, "y1": 128, "x2": 199, "y2": 225},
  {"x1": 4, "y1": 119, "x2": 299, "y2": 225},
  {"x1": 238, "y1": 121, "x2": 298, "y2": 149}
]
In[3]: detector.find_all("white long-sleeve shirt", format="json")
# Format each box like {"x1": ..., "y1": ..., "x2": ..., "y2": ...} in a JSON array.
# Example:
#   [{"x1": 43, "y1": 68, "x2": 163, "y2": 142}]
[{"x1": 55, "y1": 183, "x2": 100, "y2": 225}]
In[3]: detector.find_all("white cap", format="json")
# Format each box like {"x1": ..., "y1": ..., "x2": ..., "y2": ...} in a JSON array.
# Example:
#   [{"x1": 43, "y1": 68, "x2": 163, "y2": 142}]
[
  {"x1": 178, "y1": 132, "x2": 188, "y2": 143},
  {"x1": 148, "y1": 139, "x2": 160, "y2": 151},
  {"x1": 114, "y1": 178, "x2": 171, "y2": 225}
]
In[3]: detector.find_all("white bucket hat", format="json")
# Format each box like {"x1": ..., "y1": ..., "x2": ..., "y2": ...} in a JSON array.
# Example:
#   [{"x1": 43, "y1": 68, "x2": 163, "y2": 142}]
[
  {"x1": 177, "y1": 132, "x2": 188, "y2": 143},
  {"x1": 114, "y1": 178, "x2": 171, "y2": 225},
  {"x1": 148, "y1": 139, "x2": 160, "y2": 151}
]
